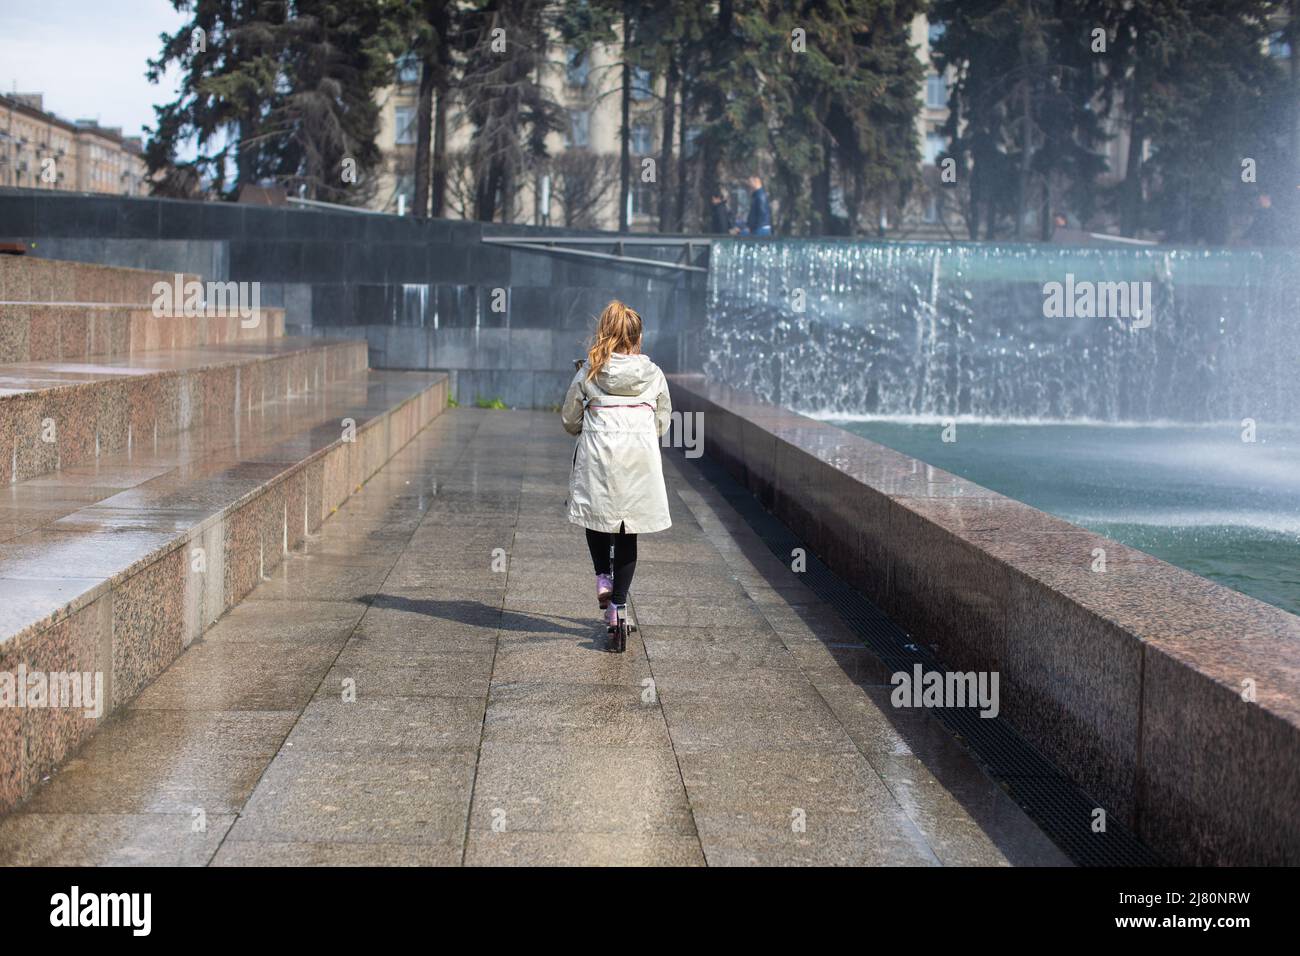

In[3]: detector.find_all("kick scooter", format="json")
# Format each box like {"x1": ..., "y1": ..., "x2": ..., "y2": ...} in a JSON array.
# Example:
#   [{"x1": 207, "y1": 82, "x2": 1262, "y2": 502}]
[{"x1": 607, "y1": 604, "x2": 635, "y2": 654}]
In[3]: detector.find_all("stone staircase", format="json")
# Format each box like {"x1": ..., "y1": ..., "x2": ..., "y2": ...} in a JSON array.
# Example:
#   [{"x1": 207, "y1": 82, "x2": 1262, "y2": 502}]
[{"x1": 0, "y1": 255, "x2": 448, "y2": 814}]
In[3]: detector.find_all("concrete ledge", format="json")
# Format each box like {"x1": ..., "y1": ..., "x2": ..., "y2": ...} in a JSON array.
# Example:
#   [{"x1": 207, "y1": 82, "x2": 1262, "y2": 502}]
[
  {"x1": 669, "y1": 373, "x2": 1300, "y2": 865},
  {"x1": 0, "y1": 371, "x2": 448, "y2": 813}
]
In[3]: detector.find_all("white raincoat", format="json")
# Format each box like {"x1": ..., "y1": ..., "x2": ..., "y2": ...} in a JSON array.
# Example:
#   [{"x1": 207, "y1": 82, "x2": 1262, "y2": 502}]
[{"x1": 561, "y1": 352, "x2": 672, "y2": 534}]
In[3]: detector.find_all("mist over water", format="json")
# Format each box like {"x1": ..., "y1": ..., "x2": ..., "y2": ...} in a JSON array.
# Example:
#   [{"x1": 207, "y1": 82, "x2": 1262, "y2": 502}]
[
  {"x1": 705, "y1": 239, "x2": 1300, "y2": 613},
  {"x1": 833, "y1": 419, "x2": 1300, "y2": 615},
  {"x1": 705, "y1": 240, "x2": 1300, "y2": 423}
]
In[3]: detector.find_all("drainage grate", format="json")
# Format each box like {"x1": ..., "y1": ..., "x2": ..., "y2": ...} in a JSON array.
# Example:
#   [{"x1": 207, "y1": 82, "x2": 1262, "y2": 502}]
[{"x1": 687, "y1": 455, "x2": 1163, "y2": 868}]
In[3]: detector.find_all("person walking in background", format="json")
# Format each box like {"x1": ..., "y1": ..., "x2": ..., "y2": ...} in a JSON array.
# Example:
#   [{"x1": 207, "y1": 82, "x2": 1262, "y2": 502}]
[
  {"x1": 710, "y1": 190, "x2": 732, "y2": 235},
  {"x1": 561, "y1": 301, "x2": 672, "y2": 649},
  {"x1": 731, "y1": 175, "x2": 772, "y2": 236}
]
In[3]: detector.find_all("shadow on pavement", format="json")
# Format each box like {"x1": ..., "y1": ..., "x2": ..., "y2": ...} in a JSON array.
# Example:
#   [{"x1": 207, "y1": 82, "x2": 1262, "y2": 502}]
[{"x1": 360, "y1": 592, "x2": 598, "y2": 639}]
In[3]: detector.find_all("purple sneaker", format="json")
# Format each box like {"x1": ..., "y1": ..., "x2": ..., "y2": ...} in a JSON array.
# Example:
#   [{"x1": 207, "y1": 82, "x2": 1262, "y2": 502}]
[
  {"x1": 604, "y1": 603, "x2": 620, "y2": 628},
  {"x1": 596, "y1": 573, "x2": 613, "y2": 609}
]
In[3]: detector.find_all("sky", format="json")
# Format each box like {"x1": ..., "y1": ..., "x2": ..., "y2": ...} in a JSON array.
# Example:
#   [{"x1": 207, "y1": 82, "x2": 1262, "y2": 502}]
[{"x1": 0, "y1": 0, "x2": 188, "y2": 141}]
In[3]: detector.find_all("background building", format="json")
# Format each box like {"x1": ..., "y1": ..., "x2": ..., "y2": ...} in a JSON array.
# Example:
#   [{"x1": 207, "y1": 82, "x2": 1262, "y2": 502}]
[{"x1": 0, "y1": 93, "x2": 147, "y2": 196}]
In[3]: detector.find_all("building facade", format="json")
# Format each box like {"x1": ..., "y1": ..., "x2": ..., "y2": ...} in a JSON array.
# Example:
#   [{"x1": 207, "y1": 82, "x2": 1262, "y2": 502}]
[{"x1": 0, "y1": 93, "x2": 147, "y2": 196}]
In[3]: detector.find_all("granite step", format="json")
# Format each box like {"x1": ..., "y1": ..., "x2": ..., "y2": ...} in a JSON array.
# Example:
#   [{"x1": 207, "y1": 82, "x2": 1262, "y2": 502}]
[
  {"x1": 0, "y1": 255, "x2": 288, "y2": 363},
  {"x1": 0, "y1": 303, "x2": 287, "y2": 365},
  {"x1": 0, "y1": 366, "x2": 449, "y2": 813},
  {"x1": 0, "y1": 336, "x2": 368, "y2": 484},
  {"x1": 0, "y1": 256, "x2": 197, "y2": 306}
]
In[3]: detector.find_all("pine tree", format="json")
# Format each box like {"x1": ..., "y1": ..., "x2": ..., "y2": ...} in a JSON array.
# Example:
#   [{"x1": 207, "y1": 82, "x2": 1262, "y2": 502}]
[
  {"x1": 146, "y1": 0, "x2": 286, "y2": 197},
  {"x1": 458, "y1": 0, "x2": 563, "y2": 222},
  {"x1": 692, "y1": 0, "x2": 746, "y2": 227},
  {"x1": 268, "y1": 0, "x2": 406, "y2": 203},
  {"x1": 147, "y1": 0, "x2": 407, "y2": 203},
  {"x1": 932, "y1": 0, "x2": 1112, "y2": 240},
  {"x1": 1097, "y1": 0, "x2": 1290, "y2": 241},
  {"x1": 700, "y1": 0, "x2": 924, "y2": 236},
  {"x1": 818, "y1": 0, "x2": 928, "y2": 235}
]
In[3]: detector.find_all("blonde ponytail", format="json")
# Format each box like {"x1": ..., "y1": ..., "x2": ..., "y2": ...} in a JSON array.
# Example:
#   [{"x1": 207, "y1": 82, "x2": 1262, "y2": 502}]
[{"x1": 585, "y1": 300, "x2": 643, "y2": 382}]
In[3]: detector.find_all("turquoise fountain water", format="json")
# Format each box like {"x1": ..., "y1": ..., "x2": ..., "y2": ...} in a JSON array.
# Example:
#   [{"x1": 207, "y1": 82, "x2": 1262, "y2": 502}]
[{"x1": 704, "y1": 240, "x2": 1300, "y2": 613}]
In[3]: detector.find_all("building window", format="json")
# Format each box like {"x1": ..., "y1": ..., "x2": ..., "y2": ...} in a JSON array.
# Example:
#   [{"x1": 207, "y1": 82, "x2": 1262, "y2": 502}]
[
  {"x1": 629, "y1": 123, "x2": 653, "y2": 155},
  {"x1": 566, "y1": 109, "x2": 591, "y2": 148},
  {"x1": 396, "y1": 54, "x2": 421, "y2": 85},
  {"x1": 923, "y1": 131, "x2": 948, "y2": 166},
  {"x1": 632, "y1": 178, "x2": 658, "y2": 218},
  {"x1": 922, "y1": 194, "x2": 939, "y2": 224},
  {"x1": 630, "y1": 67, "x2": 653, "y2": 101},
  {"x1": 926, "y1": 75, "x2": 948, "y2": 108},
  {"x1": 395, "y1": 106, "x2": 417, "y2": 145},
  {"x1": 566, "y1": 48, "x2": 590, "y2": 87}
]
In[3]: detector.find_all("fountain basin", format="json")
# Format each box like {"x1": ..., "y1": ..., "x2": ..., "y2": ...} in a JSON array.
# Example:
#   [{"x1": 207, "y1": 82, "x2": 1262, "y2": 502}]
[{"x1": 830, "y1": 418, "x2": 1300, "y2": 616}]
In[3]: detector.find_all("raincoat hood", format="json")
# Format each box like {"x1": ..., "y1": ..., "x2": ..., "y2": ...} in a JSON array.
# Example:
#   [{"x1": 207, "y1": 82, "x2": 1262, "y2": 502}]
[{"x1": 594, "y1": 352, "x2": 658, "y2": 396}]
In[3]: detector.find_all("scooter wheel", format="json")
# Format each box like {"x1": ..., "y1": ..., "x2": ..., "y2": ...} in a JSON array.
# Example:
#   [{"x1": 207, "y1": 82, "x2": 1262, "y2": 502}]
[{"x1": 608, "y1": 624, "x2": 627, "y2": 654}]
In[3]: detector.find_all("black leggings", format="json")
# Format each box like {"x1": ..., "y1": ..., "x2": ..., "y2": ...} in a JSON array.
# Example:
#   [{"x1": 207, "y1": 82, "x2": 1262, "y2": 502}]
[{"x1": 585, "y1": 526, "x2": 637, "y2": 604}]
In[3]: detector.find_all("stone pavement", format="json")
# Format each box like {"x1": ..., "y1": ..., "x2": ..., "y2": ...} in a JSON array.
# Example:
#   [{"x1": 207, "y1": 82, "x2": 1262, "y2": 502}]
[{"x1": 0, "y1": 408, "x2": 1069, "y2": 866}]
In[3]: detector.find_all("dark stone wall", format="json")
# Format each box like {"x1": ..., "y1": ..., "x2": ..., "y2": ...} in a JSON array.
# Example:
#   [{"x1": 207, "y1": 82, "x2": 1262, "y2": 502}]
[{"x1": 0, "y1": 189, "x2": 709, "y2": 408}]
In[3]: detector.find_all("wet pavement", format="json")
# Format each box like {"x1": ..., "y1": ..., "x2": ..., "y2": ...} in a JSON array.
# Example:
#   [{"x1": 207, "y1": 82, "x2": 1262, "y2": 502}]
[{"x1": 0, "y1": 408, "x2": 1069, "y2": 866}]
